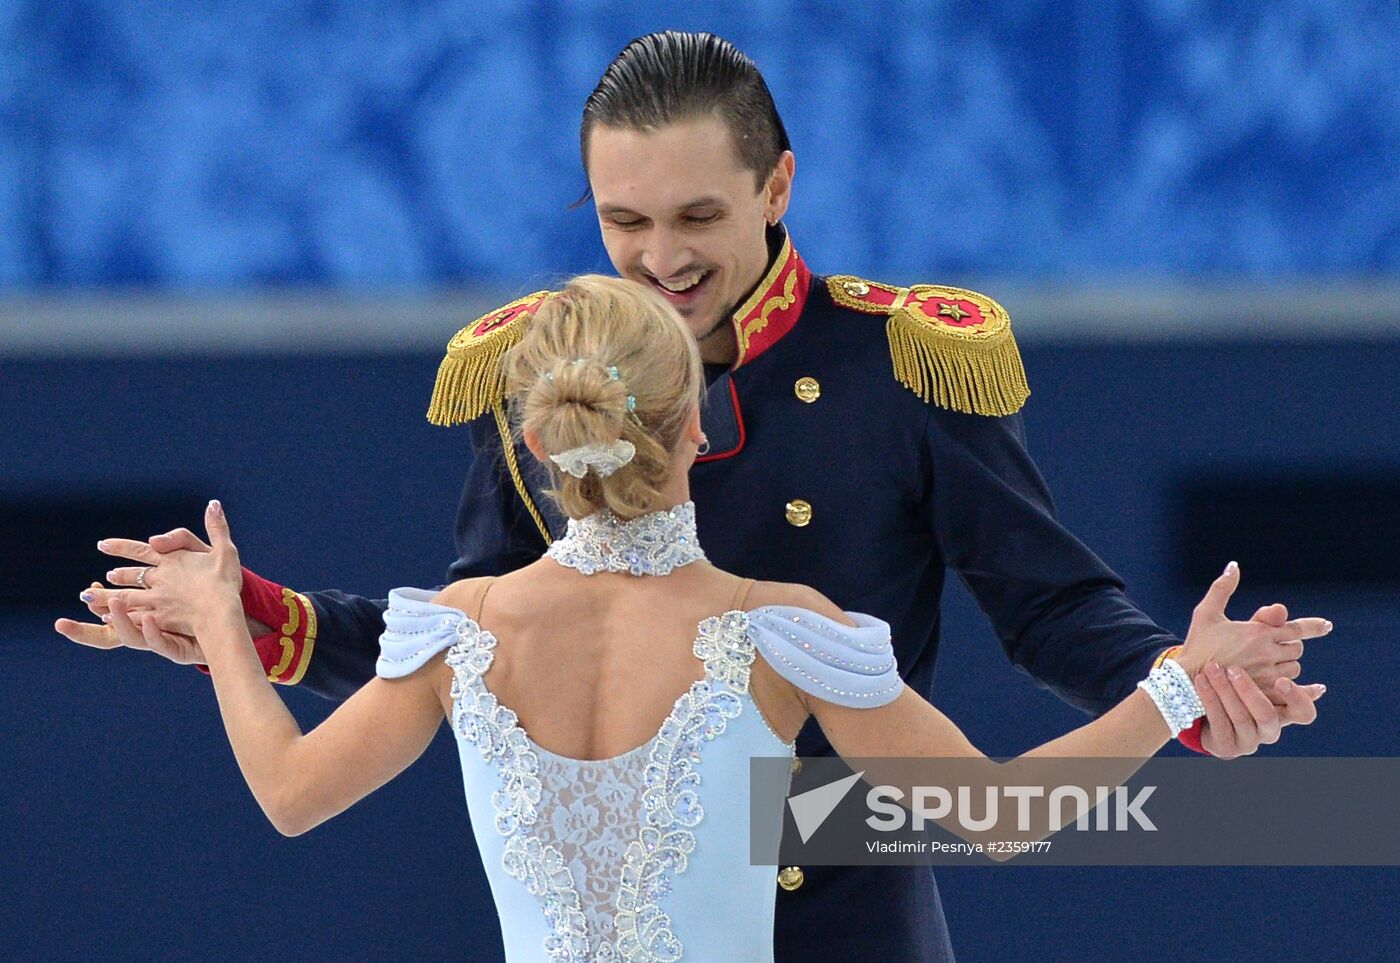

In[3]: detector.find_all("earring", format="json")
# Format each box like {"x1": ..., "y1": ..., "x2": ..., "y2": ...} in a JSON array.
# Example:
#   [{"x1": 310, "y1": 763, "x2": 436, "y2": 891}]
[{"x1": 697, "y1": 435, "x2": 711, "y2": 456}]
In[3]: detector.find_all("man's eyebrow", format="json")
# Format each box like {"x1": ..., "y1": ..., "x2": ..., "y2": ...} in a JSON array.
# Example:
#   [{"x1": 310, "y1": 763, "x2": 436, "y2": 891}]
[{"x1": 596, "y1": 197, "x2": 729, "y2": 217}]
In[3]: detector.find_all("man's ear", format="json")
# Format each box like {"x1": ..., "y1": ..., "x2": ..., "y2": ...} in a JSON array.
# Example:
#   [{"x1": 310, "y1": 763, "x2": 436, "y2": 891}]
[{"x1": 765, "y1": 150, "x2": 796, "y2": 223}]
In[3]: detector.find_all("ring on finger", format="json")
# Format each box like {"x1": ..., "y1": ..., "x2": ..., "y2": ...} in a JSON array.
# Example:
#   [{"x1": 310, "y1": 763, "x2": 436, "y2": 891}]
[{"x1": 135, "y1": 567, "x2": 151, "y2": 589}]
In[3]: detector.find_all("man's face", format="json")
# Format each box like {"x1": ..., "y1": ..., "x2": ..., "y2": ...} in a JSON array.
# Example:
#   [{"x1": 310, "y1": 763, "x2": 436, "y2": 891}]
[{"x1": 587, "y1": 115, "x2": 786, "y2": 358}]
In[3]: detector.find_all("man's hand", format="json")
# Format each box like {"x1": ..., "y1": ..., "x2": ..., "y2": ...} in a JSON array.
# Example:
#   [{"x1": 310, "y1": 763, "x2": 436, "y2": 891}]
[
  {"x1": 55, "y1": 595, "x2": 207, "y2": 665},
  {"x1": 1196, "y1": 600, "x2": 1327, "y2": 759}
]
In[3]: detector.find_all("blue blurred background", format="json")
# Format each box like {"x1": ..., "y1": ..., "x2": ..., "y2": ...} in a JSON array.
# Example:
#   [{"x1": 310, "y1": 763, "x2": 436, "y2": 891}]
[{"x1": 3, "y1": 2, "x2": 1398, "y2": 961}]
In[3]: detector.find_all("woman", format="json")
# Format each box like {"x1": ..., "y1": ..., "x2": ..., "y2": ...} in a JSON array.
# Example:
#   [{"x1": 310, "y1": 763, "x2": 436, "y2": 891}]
[{"x1": 93, "y1": 276, "x2": 1329, "y2": 961}]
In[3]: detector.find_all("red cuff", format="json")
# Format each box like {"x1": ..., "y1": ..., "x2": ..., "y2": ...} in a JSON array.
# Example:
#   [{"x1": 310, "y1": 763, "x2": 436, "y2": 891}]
[
  {"x1": 1177, "y1": 718, "x2": 1208, "y2": 754},
  {"x1": 191, "y1": 567, "x2": 317, "y2": 684}
]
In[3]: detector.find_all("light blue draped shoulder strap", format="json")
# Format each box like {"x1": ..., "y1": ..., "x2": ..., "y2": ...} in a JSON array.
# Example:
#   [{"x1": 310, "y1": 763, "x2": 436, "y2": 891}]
[
  {"x1": 376, "y1": 587, "x2": 471, "y2": 678},
  {"x1": 746, "y1": 605, "x2": 902, "y2": 708}
]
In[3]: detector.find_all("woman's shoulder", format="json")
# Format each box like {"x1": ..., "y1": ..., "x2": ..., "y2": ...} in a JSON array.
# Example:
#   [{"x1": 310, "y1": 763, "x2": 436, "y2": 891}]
[
  {"x1": 743, "y1": 579, "x2": 857, "y2": 628},
  {"x1": 430, "y1": 576, "x2": 494, "y2": 616}
]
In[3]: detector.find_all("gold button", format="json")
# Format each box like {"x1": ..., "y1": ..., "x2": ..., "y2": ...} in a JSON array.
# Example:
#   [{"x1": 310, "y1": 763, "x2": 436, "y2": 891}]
[
  {"x1": 785, "y1": 499, "x2": 812, "y2": 528},
  {"x1": 794, "y1": 377, "x2": 821, "y2": 404},
  {"x1": 843, "y1": 280, "x2": 870, "y2": 297},
  {"x1": 791, "y1": 757, "x2": 803, "y2": 775},
  {"x1": 777, "y1": 866, "x2": 805, "y2": 891}
]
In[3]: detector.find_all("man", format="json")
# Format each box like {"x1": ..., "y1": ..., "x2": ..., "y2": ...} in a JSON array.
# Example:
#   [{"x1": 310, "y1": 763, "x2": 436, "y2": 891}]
[{"x1": 61, "y1": 31, "x2": 1320, "y2": 961}]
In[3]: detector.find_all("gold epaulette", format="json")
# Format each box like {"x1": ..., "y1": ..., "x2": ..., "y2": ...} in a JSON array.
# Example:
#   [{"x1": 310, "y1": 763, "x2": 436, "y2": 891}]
[
  {"x1": 827, "y1": 276, "x2": 1029, "y2": 417},
  {"x1": 426, "y1": 290, "x2": 554, "y2": 427}
]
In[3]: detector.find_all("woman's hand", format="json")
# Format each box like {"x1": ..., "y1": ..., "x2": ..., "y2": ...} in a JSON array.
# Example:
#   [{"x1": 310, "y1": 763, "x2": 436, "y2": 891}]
[
  {"x1": 1176, "y1": 562, "x2": 1333, "y2": 678},
  {"x1": 101, "y1": 500, "x2": 243, "y2": 640}
]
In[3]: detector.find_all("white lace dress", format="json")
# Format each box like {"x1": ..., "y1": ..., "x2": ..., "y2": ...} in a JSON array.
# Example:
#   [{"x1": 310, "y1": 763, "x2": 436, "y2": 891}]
[{"x1": 376, "y1": 588, "x2": 900, "y2": 962}]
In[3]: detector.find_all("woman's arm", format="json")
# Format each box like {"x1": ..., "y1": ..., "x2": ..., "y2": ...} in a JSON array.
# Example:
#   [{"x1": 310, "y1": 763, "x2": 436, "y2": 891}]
[
  {"x1": 750, "y1": 566, "x2": 1329, "y2": 844},
  {"x1": 107, "y1": 501, "x2": 450, "y2": 837}
]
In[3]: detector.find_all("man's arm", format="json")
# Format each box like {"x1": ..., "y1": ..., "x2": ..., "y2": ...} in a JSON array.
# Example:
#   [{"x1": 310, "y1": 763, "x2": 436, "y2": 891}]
[
  {"x1": 923, "y1": 408, "x2": 1176, "y2": 714},
  {"x1": 66, "y1": 413, "x2": 550, "y2": 701},
  {"x1": 922, "y1": 408, "x2": 1314, "y2": 755}
]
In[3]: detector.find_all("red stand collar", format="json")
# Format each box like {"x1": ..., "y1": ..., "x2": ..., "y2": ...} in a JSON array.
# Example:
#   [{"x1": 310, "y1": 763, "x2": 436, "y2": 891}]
[{"x1": 729, "y1": 231, "x2": 812, "y2": 369}]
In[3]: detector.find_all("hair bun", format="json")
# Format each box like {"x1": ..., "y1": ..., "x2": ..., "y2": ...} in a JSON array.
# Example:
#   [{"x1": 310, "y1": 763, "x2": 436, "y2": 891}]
[{"x1": 504, "y1": 275, "x2": 704, "y2": 520}]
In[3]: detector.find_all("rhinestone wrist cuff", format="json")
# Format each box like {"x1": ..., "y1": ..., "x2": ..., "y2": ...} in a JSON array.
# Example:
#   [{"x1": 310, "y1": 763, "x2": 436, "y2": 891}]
[{"x1": 1137, "y1": 658, "x2": 1206, "y2": 738}]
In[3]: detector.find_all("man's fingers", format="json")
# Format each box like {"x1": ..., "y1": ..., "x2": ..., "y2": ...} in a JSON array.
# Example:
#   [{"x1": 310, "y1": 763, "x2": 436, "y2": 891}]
[
  {"x1": 96, "y1": 538, "x2": 158, "y2": 564},
  {"x1": 105, "y1": 596, "x2": 150, "y2": 651},
  {"x1": 149, "y1": 528, "x2": 211, "y2": 554},
  {"x1": 1249, "y1": 602, "x2": 1288, "y2": 627},
  {"x1": 1227, "y1": 665, "x2": 1283, "y2": 744},
  {"x1": 1276, "y1": 660, "x2": 1302, "y2": 680},
  {"x1": 1263, "y1": 618, "x2": 1333, "y2": 643},
  {"x1": 54, "y1": 618, "x2": 121, "y2": 650},
  {"x1": 1195, "y1": 671, "x2": 1240, "y2": 758},
  {"x1": 1275, "y1": 639, "x2": 1304, "y2": 662},
  {"x1": 1193, "y1": 562, "x2": 1240, "y2": 623},
  {"x1": 1206, "y1": 662, "x2": 1257, "y2": 746},
  {"x1": 136, "y1": 612, "x2": 179, "y2": 661}
]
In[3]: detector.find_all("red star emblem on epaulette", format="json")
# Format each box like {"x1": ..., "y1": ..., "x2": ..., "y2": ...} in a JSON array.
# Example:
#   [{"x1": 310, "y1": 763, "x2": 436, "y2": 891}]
[{"x1": 906, "y1": 291, "x2": 988, "y2": 329}]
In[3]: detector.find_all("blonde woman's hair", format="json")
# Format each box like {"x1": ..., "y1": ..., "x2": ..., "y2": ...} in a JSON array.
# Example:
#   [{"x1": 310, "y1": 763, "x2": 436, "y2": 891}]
[{"x1": 504, "y1": 275, "x2": 705, "y2": 520}]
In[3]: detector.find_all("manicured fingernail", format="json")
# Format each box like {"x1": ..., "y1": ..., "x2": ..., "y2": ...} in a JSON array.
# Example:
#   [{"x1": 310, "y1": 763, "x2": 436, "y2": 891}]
[
  {"x1": 1225, "y1": 561, "x2": 1238, "y2": 575},
  {"x1": 106, "y1": 571, "x2": 116, "y2": 582},
  {"x1": 1324, "y1": 621, "x2": 1333, "y2": 632},
  {"x1": 1317, "y1": 684, "x2": 1327, "y2": 696},
  {"x1": 210, "y1": 499, "x2": 222, "y2": 514},
  {"x1": 1208, "y1": 662, "x2": 1224, "y2": 677},
  {"x1": 1227, "y1": 665, "x2": 1242, "y2": 679},
  {"x1": 97, "y1": 540, "x2": 108, "y2": 551},
  {"x1": 80, "y1": 591, "x2": 94, "y2": 603},
  {"x1": 100, "y1": 613, "x2": 112, "y2": 623}
]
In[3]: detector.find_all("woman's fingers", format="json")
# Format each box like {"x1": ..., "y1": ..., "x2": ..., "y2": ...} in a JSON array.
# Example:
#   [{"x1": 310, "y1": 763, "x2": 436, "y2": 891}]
[
  {"x1": 1193, "y1": 562, "x2": 1241, "y2": 624},
  {"x1": 1249, "y1": 602, "x2": 1288, "y2": 627},
  {"x1": 95, "y1": 538, "x2": 158, "y2": 564},
  {"x1": 204, "y1": 500, "x2": 233, "y2": 550},
  {"x1": 86, "y1": 586, "x2": 158, "y2": 616},
  {"x1": 148, "y1": 527, "x2": 211, "y2": 554},
  {"x1": 104, "y1": 566, "x2": 152, "y2": 588},
  {"x1": 1264, "y1": 618, "x2": 1333, "y2": 643},
  {"x1": 1277, "y1": 678, "x2": 1325, "y2": 726}
]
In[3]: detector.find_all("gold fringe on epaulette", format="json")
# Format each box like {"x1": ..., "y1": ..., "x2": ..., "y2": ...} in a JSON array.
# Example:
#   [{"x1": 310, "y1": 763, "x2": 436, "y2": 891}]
[
  {"x1": 426, "y1": 334, "x2": 517, "y2": 426},
  {"x1": 887, "y1": 310, "x2": 1030, "y2": 417},
  {"x1": 426, "y1": 296, "x2": 548, "y2": 426}
]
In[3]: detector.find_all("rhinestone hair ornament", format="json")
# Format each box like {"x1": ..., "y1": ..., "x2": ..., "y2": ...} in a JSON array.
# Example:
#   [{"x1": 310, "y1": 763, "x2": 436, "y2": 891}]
[{"x1": 543, "y1": 358, "x2": 639, "y2": 478}]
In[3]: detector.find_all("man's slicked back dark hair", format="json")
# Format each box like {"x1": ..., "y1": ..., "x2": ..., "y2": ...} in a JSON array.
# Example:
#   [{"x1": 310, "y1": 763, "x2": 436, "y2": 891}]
[{"x1": 581, "y1": 31, "x2": 791, "y2": 193}]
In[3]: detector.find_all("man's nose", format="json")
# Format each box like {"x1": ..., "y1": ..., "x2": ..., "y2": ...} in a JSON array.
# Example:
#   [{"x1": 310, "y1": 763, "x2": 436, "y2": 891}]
[{"x1": 640, "y1": 228, "x2": 692, "y2": 280}]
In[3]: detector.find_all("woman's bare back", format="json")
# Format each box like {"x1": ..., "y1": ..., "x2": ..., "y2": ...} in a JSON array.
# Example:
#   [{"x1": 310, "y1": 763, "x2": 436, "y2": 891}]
[{"x1": 433, "y1": 560, "x2": 811, "y2": 759}]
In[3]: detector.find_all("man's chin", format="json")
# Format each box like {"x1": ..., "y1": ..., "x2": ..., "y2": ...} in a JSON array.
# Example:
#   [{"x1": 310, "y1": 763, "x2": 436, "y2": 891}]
[{"x1": 691, "y1": 309, "x2": 733, "y2": 345}]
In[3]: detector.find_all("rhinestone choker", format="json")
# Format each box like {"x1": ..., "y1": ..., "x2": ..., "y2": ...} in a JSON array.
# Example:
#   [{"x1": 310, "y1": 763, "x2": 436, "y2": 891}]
[{"x1": 546, "y1": 501, "x2": 707, "y2": 576}]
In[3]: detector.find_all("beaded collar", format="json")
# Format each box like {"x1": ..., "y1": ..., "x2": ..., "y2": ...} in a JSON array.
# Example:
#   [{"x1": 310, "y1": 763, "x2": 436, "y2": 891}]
[{"x1": 546, "y1": 501, "x2": 706, "y2": 576}]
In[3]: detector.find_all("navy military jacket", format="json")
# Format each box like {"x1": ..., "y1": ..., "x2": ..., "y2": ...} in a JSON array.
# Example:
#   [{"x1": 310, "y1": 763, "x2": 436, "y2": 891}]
[{"x1": 251, "y1": 229, "x2": 1177, "y2": 962}]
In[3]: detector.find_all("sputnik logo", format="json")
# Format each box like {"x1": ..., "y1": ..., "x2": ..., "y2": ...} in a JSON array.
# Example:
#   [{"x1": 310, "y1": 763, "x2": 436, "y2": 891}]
[{"x1": 787, "y1": 770, "x2": 865, "y2": 843}]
